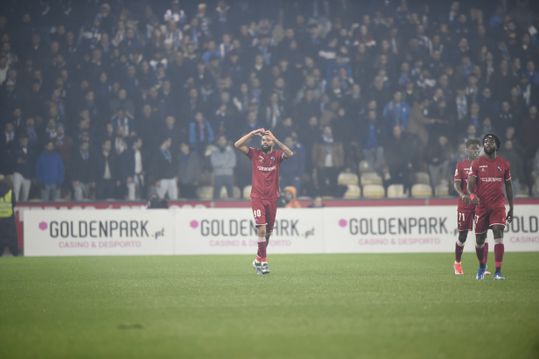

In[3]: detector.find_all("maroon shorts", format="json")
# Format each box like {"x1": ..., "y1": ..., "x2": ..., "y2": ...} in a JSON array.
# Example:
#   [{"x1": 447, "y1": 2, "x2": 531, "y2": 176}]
[
  {"x1": 251, "y1": 197, "x2": 277, "y2": 233},
  {"x1": 474, "y1": 206, "x2": 506, "y2": 234},
  {"x1": 457, "y1": 208, "x2": 475, "y2": 232}
]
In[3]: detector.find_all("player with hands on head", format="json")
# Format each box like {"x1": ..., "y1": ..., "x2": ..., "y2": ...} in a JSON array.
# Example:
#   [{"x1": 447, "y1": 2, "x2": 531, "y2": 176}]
[
  {"x1": 466, "y1": 133, "x2": 514, "y2": 280},
  {"x1": 234, "y1": 128, "x2": 294, "y2": 275}
]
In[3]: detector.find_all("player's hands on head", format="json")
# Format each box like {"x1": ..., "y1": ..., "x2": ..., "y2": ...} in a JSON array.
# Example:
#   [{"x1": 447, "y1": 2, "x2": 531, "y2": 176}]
[
  {"x1": 264, "y1": 130, "x2": 276, "y2": 140},
  {"x1": 252, "y1": 128, "x2": 265, "y2": 136}
]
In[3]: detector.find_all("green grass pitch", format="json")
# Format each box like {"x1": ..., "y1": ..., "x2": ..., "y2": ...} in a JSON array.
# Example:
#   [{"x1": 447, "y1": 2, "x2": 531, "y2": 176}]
[{"x1": 1, "y1": 253, "x2": 538, "y2": 358}]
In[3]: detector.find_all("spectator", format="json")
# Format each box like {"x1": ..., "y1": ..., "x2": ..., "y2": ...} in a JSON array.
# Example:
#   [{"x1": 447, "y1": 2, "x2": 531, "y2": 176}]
[
  {"x1": 360, "y1": 110, "x2": 386, "y2": 173},
  {"x1": 210, "y1": 135, "x2": 236, "y2": 199},
  {"x1": 13, "y1": 134, "x2": 34, "y2": 201},
  {"x1": 426, "y1": 135, "x2": 451, "y2": 189},
  {"x1": 188, "y1": 112, "x2": 215, "y2": 155},
  {"x1": 312, "y1": 126, "x2": 345, "y2": 197},
  {"x1": 152, "y1": 137, "x2": 178, "y2": 200},
  {"x1": 36, "y1": 141, "x2": 64, "y2": 201},
  {"x1": 177, "y1": 142, "x2": 203, "y2": 199},
  {"x1": 501, "y1": 140, "x2": 525, "y2": 196},
  {"x1": 126, "y1": 137, "x2": 147, "y2": 201},
  {"x1": 383, "y1": 91, "x2": 410, "y2": 131},
  {"x1": 383, "y1": 125, "x2": 416, "y2": 193},
  {"x1": 281, "y1": 186, "x2": 302, "y2": 208},
  {"x1": 0, "y1": 122, "x2": 17, "y2": 176},
  {"x1": 95, "y1": 139, "x2": 119, "y2": 200},
  {"x1": 280, "y1": 134, "x2": 306, "y2": 195},
  {"x1": 70, "y1": 141, "x2": 95, "y2": 201}
]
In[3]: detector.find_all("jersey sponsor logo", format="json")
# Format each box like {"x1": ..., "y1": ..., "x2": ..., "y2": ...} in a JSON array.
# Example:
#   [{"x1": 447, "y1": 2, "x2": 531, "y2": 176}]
[
  {"x1": 480, "y1": 177, "x2": 502, "y2": 182},
  {"x1": 257, "y1": 165, "x2": 277, "y2": 172}
]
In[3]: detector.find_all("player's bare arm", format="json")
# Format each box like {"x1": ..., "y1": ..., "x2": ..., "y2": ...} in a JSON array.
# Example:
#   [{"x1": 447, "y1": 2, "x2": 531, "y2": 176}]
[
  {"x1": 505, "y1": 179, "x2": 514, "y2": 223},
  {"x1": 234, "y1": 128, "x2": 266, "y2": 154},
  {"x1": 264, "y1": 130, "x2": 294, "y2": 158},
  {"x1": 453, "y1": 179, "x2": 470, "y2": 206},
  {"x1": 466, "y1": 175, "x2": 479, "y2": 205}
]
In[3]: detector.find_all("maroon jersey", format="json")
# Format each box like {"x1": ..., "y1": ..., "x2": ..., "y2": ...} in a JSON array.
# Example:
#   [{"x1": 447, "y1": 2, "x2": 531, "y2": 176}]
[
  {"x1": 470, "y1": 155, "x2": 511, "y2": 209},
  {"x1": 454, "y1": 159, "x2": 475, "y2": 210},
  {"x1": 247, "y1": 147, "x2": 285, "y2": 200}
]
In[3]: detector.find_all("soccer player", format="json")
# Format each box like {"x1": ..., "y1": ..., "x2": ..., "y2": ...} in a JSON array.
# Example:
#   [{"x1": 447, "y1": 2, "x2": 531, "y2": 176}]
[
  {"x1": 453, "y1": 139, "x2": 489, "y2": 275},
  {"x1": 466, "y1": 133, "x2": 514, "y2": 280},
  {"x1": 234, "y1": 128, "x2": 294, "y2": 275}
]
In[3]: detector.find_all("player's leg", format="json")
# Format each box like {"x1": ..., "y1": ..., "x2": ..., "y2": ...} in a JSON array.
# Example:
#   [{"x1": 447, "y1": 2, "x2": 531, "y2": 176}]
[
  {"x1": 492, "y1": 226, "x2": 505, "y2": 280},
  {"x1": 454, "y1": 230, "x2": 467, "y2": 275},
  {"x1": 489, "y1": 206, "x2": 508, "y2": 280},
  {"x1": 251, "y1": 199, "x2": 268, "y2": 274},
  {"x1": 454, "y1": 209, "x2": 474, "y2": 275},
  {"x1": 474, "y1": 210, "x2": 489, "y2": 280},
  {"x1": 259, "y1": 200, "x2": 277, "y2": 275}
]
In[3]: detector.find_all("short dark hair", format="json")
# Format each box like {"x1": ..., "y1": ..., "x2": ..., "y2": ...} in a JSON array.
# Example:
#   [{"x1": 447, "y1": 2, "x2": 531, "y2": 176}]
[
  {"x1": 465, "y1": 139, "x2": 481, "y2": 147},
  {"x1": 482, "y1": 133, "x2": 501, "y2": 150}
]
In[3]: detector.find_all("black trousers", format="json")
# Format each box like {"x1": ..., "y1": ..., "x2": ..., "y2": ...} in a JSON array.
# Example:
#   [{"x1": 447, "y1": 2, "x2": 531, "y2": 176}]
[{"x1": 0, "y1": 217, "x2": 19, "y2": 256}]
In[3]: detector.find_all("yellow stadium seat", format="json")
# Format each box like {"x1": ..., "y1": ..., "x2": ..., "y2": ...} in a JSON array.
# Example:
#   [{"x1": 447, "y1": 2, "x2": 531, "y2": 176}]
[
  {"x1": 360, "y1": 172, "x2": 383, "y2": 186},
  {"x1": 338, "y1": 171, "x2": 359, "y2": 186},
  {"x1": 343, "y1": 184, "x2": 361, "y2": 199},
  {"x1": 242, "y1": 185, "x2": 252, "y2": 199},
  {"x1": 411, "y1": 183, "x2": 433, "y2": 198},
  {"x1": 363, "y1": 184, "x2": 385, "y2": 199},
  {"x1": 196, "y1": 186, "x2": 213, "y2": 200},
  {"x1": 414, "y1": 171, "x2": 431, "y2": 185},
  {"x1": 387, "y1": 184, "x2": 406, "y2": 198}
]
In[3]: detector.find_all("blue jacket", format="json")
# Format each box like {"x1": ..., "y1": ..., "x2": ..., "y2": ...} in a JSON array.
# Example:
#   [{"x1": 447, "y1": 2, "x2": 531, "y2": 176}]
[{"x1": 36, "y1": 151, "x2": 64, "y2": 185}]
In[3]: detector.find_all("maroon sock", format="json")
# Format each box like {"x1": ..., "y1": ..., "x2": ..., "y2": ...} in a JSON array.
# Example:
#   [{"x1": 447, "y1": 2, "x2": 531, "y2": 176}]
[
  {"x1": 483, "y1": 242, "x2": 489, "y2": 265},
  {"x1": 256, "y1": 241, "x2": 266, "y2": 261},
  {"x1": 494, "y1": 243, "x2": 504, "y2": 271},
  {"x1": 455, "y1": 242, "x2": 464, "y2": 262},
  {"x1": 475, "y1": 245, "x2": 484, "y2": 265}
]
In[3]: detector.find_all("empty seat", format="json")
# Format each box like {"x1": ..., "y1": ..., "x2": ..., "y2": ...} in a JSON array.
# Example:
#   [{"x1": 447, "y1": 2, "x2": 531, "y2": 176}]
[
  {"x1": 411, "y1": 183, "x2": 433, "y2": 198},
  {"x1": 387, "y1": 184, "x2": 406, "y2": 198},
  {"x1": 242, "y1": 185, "x2": 252, "y2": 199},
  {"x1": 363, "y1": 184, "x2": 385, "y2": 199},
  {"x1": 232, "y1": 186, "x2": 241, "y2": 199},
  {"x1": 360, "y1": 172, "x2": 383, "y2": 186},
  {"x1": 196, "y1": 186, "x2": 213, "y2": 200},
  {"x1": 515, "y1": 185, "x2": 529, "y2": 198},
  {"x1": 218, "y1": 186, "x2": 241, "y2": 199},
  {"x1": 414, "y1": 171, "x2": 431, "y2": 185},
  {"x1": 338, "y1": 171, "x2": 359, "y2": 186},
  {"x1": 434, "y1": 184, "x2": 449, "y2": 197},
  {"x1": 343, "y1": 184, "x2": 361, "y2": 199}
]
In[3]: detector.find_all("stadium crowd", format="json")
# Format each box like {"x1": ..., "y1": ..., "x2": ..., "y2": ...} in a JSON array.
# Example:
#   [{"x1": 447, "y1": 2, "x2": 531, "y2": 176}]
[{"x1": 0, "y1": 0, "x2": 538, "y2": 202}]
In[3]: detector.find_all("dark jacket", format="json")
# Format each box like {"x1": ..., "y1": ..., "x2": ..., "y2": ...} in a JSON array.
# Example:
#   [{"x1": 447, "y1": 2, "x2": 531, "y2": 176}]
[
  {"x1": 70, "y1": 150, "x2": 95, "y2": 183},
  {"x1": 14, "y1": 145, "x2": 35, "y2": 178}
]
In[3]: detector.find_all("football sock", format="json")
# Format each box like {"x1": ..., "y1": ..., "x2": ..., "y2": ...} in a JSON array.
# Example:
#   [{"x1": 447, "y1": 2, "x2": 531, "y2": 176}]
[
  {"x1": 494, "y1": 243, "x2": 504, "y2": 272},
  {"x1": 455, "y1": 242, "x2": 464, "y2": 262},
  {"x1": 482, "y1": 242, "x2": 489, "y2": 265},
  {"x1": 475, "y1": 245, "x2": 485, "y2": 268},
  {"x1": 256, "y1": 239, "x2": 267, "y2": 262}
]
